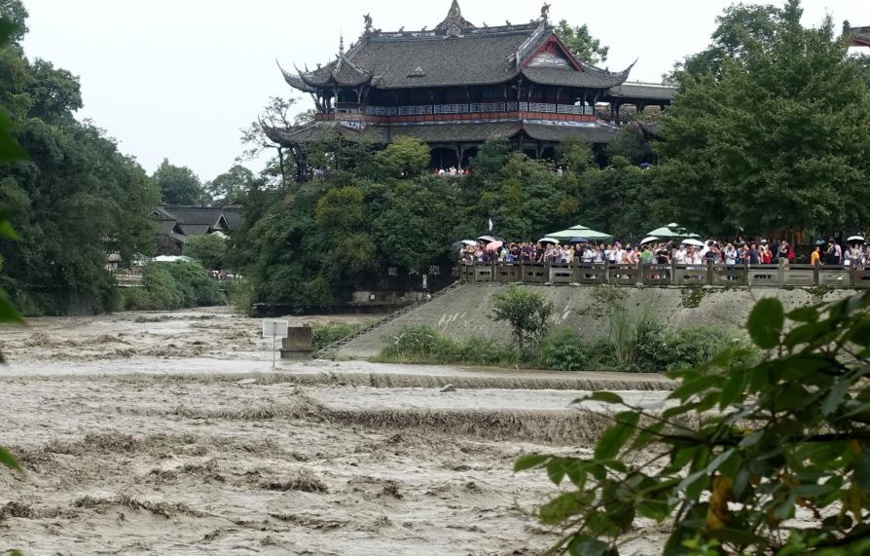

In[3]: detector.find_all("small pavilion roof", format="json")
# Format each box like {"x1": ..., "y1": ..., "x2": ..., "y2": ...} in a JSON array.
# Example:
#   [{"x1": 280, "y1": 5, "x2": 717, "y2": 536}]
[{"x1": 608, "y1": 82, "x2": 676, "y2": 103}]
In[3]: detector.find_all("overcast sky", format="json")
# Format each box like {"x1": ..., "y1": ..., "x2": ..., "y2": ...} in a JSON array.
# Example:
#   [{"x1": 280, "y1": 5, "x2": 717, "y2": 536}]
[{"x1": 17, "y1": 0, "x2": 870, "y2": 182}]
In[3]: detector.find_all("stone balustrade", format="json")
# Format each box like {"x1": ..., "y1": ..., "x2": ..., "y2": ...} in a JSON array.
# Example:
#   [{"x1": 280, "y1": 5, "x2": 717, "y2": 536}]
[{"x1": 459, "y1": 261, "x2": 870, "y2": 288}]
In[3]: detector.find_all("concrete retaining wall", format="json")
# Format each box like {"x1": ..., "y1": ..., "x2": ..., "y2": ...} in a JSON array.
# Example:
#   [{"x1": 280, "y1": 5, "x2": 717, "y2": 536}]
[{"x1": 337, "y1": 284, "x2": 859, "y2": 359}]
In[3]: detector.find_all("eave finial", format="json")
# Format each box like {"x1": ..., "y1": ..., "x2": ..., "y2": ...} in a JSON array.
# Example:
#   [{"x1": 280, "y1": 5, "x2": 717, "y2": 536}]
[{"x1": 339, "y1": 34, "x2": 345, "y2": 57}]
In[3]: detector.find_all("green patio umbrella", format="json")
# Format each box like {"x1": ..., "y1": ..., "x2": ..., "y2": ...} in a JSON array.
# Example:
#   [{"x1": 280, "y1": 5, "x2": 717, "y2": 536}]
[
  {"x1": 545, "y1": 224, "x2": 613, "y2": 242},
  {"x1": 646, "y1": 223, "x2": 700, "y2": 239}
]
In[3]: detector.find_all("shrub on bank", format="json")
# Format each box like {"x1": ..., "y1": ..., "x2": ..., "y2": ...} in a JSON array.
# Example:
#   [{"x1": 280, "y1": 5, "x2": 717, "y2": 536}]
[
  {"x1": 536, "y1": 328, "x2": 593, "y2": 371},
  {"x1": 312, "y1": 322, "x2": 366, "y2": 352},
  {"x1": 116, "y1": 261, "x2": 223, "y2": 311},
  {"x1": 376, "y1": 324, "x2": 516, "y2": 366},
  {"x1": 377, "y1": 317, "x2": 753, "y2": 373}
]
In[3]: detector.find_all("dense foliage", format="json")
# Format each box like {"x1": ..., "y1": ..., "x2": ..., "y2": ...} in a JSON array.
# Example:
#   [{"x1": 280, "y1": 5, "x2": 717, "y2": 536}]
[
  {"x1": 229, "y1": 133, "x2": 657, "y2": 311},
  {"x1": 0, "y1": 1, "x2": 159, "y2": 315},
  {"x1": 520, "y1": 290, "x2": 870, "y2": 555},
  {"x1": 153, "y1": 158, "x2": 207, "y2": 205},
  {"x1": 183, "y1": 233, "x2": 227, "y2": 270},
  {"x1": 656, "y1": 0, "x2": 870, "y2": 237},
  {"x1": 115, "y1": 261, "x2": 223, "y2": 311},
  {"x1": 0, "y1": 14, "x2": 23, "y2": 480}
]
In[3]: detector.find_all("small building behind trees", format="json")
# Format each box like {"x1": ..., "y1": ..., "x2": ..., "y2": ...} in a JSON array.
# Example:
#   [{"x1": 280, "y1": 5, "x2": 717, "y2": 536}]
[{"x1": 153, "y1": 206, "x2": 243, "y2": 255}]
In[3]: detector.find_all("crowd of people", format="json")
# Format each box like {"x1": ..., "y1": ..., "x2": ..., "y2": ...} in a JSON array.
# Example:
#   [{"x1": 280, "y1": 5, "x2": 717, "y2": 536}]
[{"x1": 459, "y1": 237, "x2": 870, "y2": 268}]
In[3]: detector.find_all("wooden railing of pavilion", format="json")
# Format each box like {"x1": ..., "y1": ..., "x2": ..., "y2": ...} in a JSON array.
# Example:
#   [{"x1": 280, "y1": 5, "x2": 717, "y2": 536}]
[{"x1": 459, "y1": 260, "x2": 869, "y2": 288}]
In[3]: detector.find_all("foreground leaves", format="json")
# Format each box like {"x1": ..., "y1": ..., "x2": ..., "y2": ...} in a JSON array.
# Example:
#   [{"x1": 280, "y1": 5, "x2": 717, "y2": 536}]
[{"x1": 520, "y1": 290, "x2": 870, "y2": 554}]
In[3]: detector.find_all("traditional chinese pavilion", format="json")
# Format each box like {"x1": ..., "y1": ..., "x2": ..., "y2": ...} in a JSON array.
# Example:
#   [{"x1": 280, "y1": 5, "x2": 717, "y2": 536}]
[
  {"x1": 844, "y1": 21, "x2": 870, "y2": 47},
  {"x1": 267, "y1": 1, "x2": 674, "y2": 176}
]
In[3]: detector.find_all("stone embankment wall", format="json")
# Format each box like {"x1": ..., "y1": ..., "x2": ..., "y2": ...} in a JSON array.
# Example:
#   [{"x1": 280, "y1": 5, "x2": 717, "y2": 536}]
[{"x1": 337, "y1": 284, "x2": 859, "y2": 359}]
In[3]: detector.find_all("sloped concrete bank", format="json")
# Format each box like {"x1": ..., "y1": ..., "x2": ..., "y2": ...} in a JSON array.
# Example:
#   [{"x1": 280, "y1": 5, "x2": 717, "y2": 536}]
[{"x1": 337, "y1": 284, "x2": 859, "y2": 359}]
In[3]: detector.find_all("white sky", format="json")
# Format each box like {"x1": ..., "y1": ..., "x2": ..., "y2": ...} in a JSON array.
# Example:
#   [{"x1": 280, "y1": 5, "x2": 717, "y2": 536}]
[{"x1": 17, "y1": 0, "x2": 870, "y2": 182}]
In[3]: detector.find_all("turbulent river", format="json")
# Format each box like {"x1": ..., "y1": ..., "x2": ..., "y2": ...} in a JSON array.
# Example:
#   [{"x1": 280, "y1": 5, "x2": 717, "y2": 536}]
[{"x1": 0, "y1": 307, "x2": 672, "y2": 555}]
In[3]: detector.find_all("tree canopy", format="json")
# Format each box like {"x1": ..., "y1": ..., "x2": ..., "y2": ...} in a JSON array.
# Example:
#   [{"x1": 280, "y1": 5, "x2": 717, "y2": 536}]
[
  {"x1": 0, "y1": 1, "x2": 159, "y2": 314},
  {"x1": 153, "y1": 158, "x2": 207, "y2": 205},
  {"x1": 554, "y1": 19, "x2": 609, "y2": 65},
  {"x1": 654, "y1": 0, "x2": 870, "y2": 237},
  {"x1": 205, "y1": 164, "x2": 255, "y2": 205}
]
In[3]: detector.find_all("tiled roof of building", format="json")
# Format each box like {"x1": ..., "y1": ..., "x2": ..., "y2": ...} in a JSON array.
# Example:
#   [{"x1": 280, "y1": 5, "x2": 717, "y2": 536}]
[
  {"x1": 158, "y1": 220, "x2": 178, "y2": 235},
  {"x1": 222, "y1": 206, "x2": 245, "y2": 231},
  {"x1": 523, "y1": 65, "x2": 630, "y2": 89},
  {"x1": 264, "y1": 122, "x2": 387, "y2": 144},
  {"x1": 297, "y1": 56, "x2": 373, "y2": 88},
  {"x1": 349, "y1": 29, "x2": 548, "y2": 89},
  {"x1": 609, "y1": 82, "x2": 676, "y2": 102},
  {"x1": 161, "y1": 206, "x2": 226, "y2": 228},
  {"x1": 178, "y1": 224, "x2": 212, "y2": 237},
  {"x1": 267, "y1": 119, "x2": 619, "y2": 146},
  {"x1": 522, "y1": 123, "x2": 619, "y2": 144},
  {"x1": 391, "y1": 122, "x2": 520, "y2": 143},
  {"x1": 281, "y1": 2, "x2": 629, "y2": 91}
]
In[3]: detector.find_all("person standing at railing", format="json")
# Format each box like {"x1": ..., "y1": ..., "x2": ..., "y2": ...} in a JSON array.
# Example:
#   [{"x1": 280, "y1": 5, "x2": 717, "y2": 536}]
[{"x1": 724, "y1": 243, "x2": 737, "y2": 265}]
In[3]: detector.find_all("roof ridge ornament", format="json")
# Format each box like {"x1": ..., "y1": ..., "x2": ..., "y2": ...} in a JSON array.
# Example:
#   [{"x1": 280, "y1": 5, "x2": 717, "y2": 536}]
[
  {"x1": 435, "y1": 0, "x2": 475, "y2": 35},
  {"x1": 363, "y1": 13, "x2": 373, "y2": 35},
  {"x1": 540, "y1": 3, "x2": 551, "y2": 25}
]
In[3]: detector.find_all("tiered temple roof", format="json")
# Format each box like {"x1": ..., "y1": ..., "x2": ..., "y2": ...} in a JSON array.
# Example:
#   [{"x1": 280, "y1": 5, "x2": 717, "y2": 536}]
[{"x1": 269, "y1": 1, "x2": 674, "y2": 162}]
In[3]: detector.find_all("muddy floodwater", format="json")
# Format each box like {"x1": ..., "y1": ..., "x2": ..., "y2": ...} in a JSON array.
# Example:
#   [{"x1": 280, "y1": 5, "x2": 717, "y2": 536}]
[{"x1": 0, "y1": 307, "x2": 672, "y2": 555}]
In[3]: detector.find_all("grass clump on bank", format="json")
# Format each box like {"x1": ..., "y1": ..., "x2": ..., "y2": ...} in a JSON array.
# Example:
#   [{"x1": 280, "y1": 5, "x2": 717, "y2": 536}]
[
  {"x1": 374, "y1": 324, "x2": 517, "y2": 367},
  {"x1": 116, "y1": 261, "x2": 223, "y2": 311},
  {"x1": 312, "y1": 322, "x2": 367, "y2": 353}
]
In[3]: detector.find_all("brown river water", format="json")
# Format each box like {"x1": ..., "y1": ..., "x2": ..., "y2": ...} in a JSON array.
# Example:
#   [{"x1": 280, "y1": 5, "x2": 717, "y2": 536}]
[{"x1": 0, "y1": 307, "x2": 671, "y2": 555}]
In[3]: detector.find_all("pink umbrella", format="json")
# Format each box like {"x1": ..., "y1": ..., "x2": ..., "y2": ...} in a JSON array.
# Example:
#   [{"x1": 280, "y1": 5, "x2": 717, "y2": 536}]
[{"x1": 485, "y1": 240, "x2": 503, "y2": 251}]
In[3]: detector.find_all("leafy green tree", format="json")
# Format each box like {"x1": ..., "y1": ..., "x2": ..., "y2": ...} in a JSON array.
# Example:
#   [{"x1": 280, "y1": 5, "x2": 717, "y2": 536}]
[
  {"x1": 372, "y1": 136, "x2": 430, "y2": 178},
  {"x1": 491, "y1": 285, "x2": 553, "y2": 359},
  {"x1": 519, "y1": 290, "x2": 870, "y2": 555},
  {"x1": 182, "y1": 233, "x2": 227, "y2": 270},
  {"x1": 0, "y1": 15, "x2": 24, "y2": 480},
  {"x1": 0, "y1": 4, "x2": 158, "y2": 315},
  {"x1": 655, "y1": 0, "x2": 870, "y2": 237},
  {"x1": 205, "y1": 164, "x2": 255, "y2": 205},
  {"x1": 670, "y1": 4, "x2": 783, "y2": 80},
  {"x1": 153, "y1": 158, "x2": 206, "y2": 205},
  {"x1": 554, "y1": 19, "x2": 609, "y2": 64}
]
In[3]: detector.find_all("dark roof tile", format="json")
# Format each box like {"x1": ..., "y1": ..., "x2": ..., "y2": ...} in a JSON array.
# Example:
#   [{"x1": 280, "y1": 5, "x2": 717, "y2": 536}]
[
  {"x1": 608, "y1": 82, "x2": 676, "y2": 102},
  {"x1": 161, "y1": 206, "x2": 226, "y2": 227},
  {"x1": 390, "y1": 122, "x2": 520, "y2": 143},
  {"x1": 522, "y1": 122, "x2": 619, "y2": 144},
  {"x1": 178, "y1": 224, "x2": 212, "y2": 237},
  {"x1": 523, "y1": 65, "x2": 629, "y2": 89}
]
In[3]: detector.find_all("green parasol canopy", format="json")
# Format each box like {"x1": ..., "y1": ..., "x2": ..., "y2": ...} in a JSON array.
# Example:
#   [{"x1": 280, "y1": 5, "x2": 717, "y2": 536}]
[
  {"x1": 646, "y1": 223, "x2": 700, "y2": 239},
  {"x1": 545, "y1": 224, "x2": 613, "y2": 242}
]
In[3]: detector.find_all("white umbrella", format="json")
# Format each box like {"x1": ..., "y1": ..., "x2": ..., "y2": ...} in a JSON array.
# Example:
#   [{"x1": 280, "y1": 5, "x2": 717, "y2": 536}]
[
  {"x1": 680, "y1": 238, "x2": 705, "y2": 247},
  {"x1": 647, "y1": 223, "x2": 700, "y2": 239},
  {"x1": 477, "y1": 235, "x2": 498, "y2": 243},
  {"x1": 640, "y1": 236, "x2": 660, "y2": 245},
  {"x1": 538, "y1": 237, "x2": 560, "y2": 244},
  {"x1": 847, "y1": 235, "x2": 865, "y2": 243}
]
